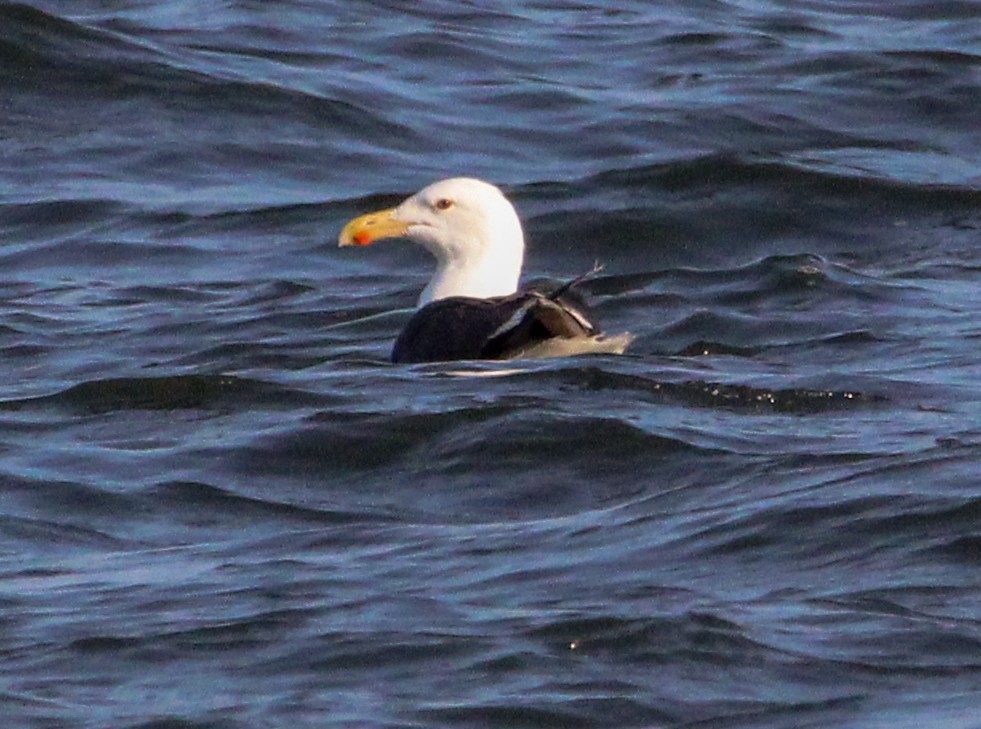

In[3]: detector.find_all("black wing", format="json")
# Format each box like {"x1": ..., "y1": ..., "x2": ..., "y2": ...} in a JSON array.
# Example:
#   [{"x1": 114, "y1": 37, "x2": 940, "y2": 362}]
[{"x1": 392, "y1": 291, "x2": 598, "y2": 364}]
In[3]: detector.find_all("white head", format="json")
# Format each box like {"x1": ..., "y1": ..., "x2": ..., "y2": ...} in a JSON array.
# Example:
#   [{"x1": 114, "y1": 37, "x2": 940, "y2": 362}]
[{"x1": 339, "y1": 177, "x2": 525, "y2": 306}]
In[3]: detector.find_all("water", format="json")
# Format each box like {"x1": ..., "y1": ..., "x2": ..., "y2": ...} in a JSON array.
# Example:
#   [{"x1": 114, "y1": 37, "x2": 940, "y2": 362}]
[{"x1": 1, "y1": 1, "x2": 979, "y2": 727}]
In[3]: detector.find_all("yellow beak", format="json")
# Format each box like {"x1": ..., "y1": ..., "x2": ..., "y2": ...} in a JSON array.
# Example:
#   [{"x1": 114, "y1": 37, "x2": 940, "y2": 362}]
[{"x1": 338, "y1": 207, "x2": 409, "y2": 247}]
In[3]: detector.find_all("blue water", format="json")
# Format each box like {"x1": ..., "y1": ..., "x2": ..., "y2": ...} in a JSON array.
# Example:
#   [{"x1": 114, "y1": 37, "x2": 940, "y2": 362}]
[{"x1": 1, "y1": 1, "x2": 979, "y2": 727}]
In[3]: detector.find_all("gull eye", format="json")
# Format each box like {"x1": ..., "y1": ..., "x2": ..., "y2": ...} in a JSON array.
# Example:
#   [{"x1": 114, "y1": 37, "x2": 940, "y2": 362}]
[{"x1": 434, "y1": 198, "x2": 454, "y2": 211}]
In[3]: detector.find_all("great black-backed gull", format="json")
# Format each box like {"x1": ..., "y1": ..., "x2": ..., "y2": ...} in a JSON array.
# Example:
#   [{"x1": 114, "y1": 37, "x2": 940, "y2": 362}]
[{"x1": 338, "y1": 177, "x2": 631, "y2": 363}]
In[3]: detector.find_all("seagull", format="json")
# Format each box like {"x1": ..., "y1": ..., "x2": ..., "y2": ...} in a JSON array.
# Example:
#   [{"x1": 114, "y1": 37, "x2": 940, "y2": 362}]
[{"x1": 339, "y1": 177, "x2": 632, "y2": 363}]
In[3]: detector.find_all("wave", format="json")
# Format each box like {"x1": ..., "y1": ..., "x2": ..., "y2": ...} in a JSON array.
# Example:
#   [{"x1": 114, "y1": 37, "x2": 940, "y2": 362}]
[
  {"x1": 564, "y1": 153, "x2": 981, "y2": 204},
  {"x1": 0, "y1": 373, "x2": 322, "y2": 413},
  {"x1": 0, "y1": 2, "x2": 411, "y2": 141}
]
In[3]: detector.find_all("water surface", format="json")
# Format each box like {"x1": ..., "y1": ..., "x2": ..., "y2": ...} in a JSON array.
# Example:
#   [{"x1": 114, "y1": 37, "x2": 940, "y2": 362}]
[{"x1": 1, "y1": 1, "x2": 979, "y2": 727}]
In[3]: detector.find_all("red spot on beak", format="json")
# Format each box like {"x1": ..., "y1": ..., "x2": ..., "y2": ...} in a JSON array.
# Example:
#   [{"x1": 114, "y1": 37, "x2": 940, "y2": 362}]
[{"x1": 353, "y1": 231, "x2": 373, "y2": 246}]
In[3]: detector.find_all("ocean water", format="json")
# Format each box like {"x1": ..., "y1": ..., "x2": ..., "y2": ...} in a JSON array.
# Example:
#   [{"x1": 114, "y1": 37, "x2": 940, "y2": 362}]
[{"x1": 1, "y1": 1, "x2": 979, "y2": 727}]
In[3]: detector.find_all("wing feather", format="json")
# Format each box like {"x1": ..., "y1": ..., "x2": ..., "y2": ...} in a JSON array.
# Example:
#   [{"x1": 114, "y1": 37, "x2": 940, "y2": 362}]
[{"x1": 391, "y1": 270, "x2": 609, "y2": 364}]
